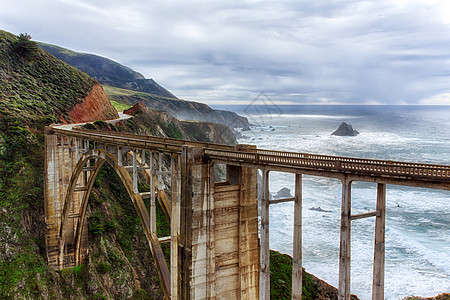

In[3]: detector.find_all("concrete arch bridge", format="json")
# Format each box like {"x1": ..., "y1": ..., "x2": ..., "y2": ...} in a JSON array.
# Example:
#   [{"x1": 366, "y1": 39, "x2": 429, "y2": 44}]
[{"x1": 44, "y1": 125, "x2": 450, "y2": 300}]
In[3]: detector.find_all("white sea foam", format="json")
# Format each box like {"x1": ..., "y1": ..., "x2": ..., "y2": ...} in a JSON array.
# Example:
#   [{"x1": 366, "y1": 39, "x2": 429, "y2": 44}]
[{"x1": 387, "y1": 227, "x2": 450, "y2": 274}]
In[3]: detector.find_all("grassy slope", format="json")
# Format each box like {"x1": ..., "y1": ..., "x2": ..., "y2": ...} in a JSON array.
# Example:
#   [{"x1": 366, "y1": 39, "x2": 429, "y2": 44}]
[{"x1": 0, "y1": 30, "x2": 96, "y2": 127}]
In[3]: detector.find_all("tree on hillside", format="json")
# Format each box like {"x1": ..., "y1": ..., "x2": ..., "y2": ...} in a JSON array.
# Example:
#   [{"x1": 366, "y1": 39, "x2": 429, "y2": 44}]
[{"x1": 13, "y1": 33, "x2": 38, "y2": 60}]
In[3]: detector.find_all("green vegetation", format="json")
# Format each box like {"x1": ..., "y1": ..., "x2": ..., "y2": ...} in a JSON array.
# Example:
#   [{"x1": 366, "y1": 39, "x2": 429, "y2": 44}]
[
  {"x1": 103, "y1": 85, "x2": 137, "y2": 97},
  {"x1": 110, "y1": 99, "x2": 132, "y2": 112},
  {"x1": 0, "y1": 30, "x2": 96, "y2": 127},
  {"x1": 270, "y1": 250, "x2": 321, "y2": 299},
  {"x1": 165, "y1": 121, "x2": 183, "y2": 139},
  {"x1": 12, "y1": 33, "x2": 39, "y2": 60},
  {"x1": 270, "y1": 250, "x2": 361, "y2": 300}
]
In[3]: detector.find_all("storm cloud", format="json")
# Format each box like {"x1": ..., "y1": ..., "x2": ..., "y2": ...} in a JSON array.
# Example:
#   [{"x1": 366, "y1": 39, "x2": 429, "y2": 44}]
[{"x1": 1, "y1": 0, "x2": 450, "y2": 105}]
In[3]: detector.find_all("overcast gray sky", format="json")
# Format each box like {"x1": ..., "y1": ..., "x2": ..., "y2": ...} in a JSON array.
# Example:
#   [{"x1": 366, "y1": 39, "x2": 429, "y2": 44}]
[{"x1": 1, "y1": 0, "x2": 450, "y2": 105}]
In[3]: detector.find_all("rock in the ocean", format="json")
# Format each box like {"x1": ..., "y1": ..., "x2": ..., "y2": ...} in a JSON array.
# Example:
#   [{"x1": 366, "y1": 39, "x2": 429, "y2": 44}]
[
  {"x1": 276, "y1": 187, "x2": 292, "y2": 198},
  {"x1": 309, "y1": 206, "x2": 331, "y2": 212},
  {"x1": 332, "y1": 122, "x2": 359, "y2": 136}
]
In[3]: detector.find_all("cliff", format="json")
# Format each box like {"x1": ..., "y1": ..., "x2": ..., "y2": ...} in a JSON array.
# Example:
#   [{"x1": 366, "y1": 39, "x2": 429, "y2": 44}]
[
  {"x1": 0, "y1": 30, "x2": 160, "y2": 299},
  {"x1": 66, "y1": 83, "x2": 117, "y2": 123},
  {"x1": 108, "y1": 102, "x2": 237, "y2": 146},
  {"x1": 104, "y1": 85, "x2": 250, "y2": 129}
]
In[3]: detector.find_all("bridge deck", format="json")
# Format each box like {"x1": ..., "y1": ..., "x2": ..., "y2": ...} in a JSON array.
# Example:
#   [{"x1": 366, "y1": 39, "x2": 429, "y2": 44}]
[{"x1": 53, "y1": 127, "x2": 450, "y2": 190}]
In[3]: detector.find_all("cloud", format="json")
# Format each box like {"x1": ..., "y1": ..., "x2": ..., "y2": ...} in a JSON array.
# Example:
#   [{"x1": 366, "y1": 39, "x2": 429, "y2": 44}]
[{"x1": 1, "y1": 0, "x2": 450, "y2": 105}]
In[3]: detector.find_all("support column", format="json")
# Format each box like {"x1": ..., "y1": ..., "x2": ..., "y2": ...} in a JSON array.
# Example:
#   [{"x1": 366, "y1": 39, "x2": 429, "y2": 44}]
[
  {"x1": 260, "y1": 169, "x2": 270, "y2": 300},
  {"x1": 133, "y1": 149, "x2": 138, "y2": 194},
  {"x1": 207, "y1": 161, "x2": 216, "y2": 300},
  {"x1": 339, "y1": 176, "x2": 352, "y2": 300},
  {"x1": 372, "y1": 183, "x2": 386, "y2": 300},
  {"x1": 171, "y1": 154, "x2": 181, "y2": 300},
  {"x1": 292, "y1": 174, "x2": 303, "y2": 300},
  {"x1": 75, "y1": 138, "x2": 80, "y2": 162},
  {"x1": 239, "y1": 163, "x2": 260, "y2": 299},
  {"x1": 150, "y1": 151, "x2": 156, "y2": 235},
  {"x1": 158, "y1": 152, "x2": 163, "y2": 190},
  {"x1": 44, "y1": 127, "x2": 62, "y2": 268},
  {"x1": 117, "y1": 146, "x2": 122, "y2": 167}
]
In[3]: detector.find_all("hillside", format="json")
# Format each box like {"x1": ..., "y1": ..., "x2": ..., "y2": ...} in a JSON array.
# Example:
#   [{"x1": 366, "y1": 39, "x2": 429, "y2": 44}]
[
  {"x1": 0, "y1": 31, "x2": 118, "y2": 127},
  {"x1": 104, "y1": 85, "x2": 251, "y2": 129},
  {"x1": 38, "y1": 43, "x2": 177, "y2": 99}
]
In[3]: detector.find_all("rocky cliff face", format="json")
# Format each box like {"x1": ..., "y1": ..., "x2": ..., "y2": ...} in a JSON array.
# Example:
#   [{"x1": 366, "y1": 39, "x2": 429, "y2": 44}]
[
  {"x1": 38, "y1": 42, "x2": 250, "y2": 130},
  {"x1": 117, "y1": 102, "x2": 237, "y2": 145},
  {"x1": 66, "y1": 83, "x2": 118, "y2": 123}
]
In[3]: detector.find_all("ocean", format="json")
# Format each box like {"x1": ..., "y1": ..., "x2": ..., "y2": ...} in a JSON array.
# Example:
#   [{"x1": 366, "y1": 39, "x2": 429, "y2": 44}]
[{"x1": 212, "y1": 105, "x2": 450, "y2": 299}]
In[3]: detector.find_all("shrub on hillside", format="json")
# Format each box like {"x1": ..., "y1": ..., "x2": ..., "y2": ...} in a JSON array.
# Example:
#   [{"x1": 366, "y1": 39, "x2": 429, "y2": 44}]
[{"x1": 12, "y1": 33, "x2": 38, "y2": 60}]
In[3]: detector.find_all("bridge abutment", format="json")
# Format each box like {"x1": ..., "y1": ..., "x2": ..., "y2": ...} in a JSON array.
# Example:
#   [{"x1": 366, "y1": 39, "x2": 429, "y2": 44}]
[{"x1": 177, "y1": 146, "x2": 260, "y2": 299}]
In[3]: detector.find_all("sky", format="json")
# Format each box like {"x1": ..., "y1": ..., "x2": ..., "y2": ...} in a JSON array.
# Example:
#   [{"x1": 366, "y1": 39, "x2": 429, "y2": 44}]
[{"x1": 1, "y1": 0, "x2": 450, "y2": 105}]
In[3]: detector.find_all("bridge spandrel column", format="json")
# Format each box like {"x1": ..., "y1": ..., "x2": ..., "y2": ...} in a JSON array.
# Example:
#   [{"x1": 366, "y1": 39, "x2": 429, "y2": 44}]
[
  {"x1": 44, "y1": 128, "x2": 63, "y2": 268},
  {"x1": 61, "y1": 136, "x2": 80, "y2": 268},
  {"x1": 236, "y1": 144, "x2": 260, "y2": 299},
  {"x1": 183, "y1": 147, "x2": 214, "y2": 300},
  {"x1": 338, "y1": 177, "x2": 352, "y2": 300}
]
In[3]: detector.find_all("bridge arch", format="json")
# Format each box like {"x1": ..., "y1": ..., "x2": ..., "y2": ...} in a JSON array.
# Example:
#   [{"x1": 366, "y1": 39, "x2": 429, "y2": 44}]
[{"x1": 57, "y1": 148, "x2": 170, "y2": 298}]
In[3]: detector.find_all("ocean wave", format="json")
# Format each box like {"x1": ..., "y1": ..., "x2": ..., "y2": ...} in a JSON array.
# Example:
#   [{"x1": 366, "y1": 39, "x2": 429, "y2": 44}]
[
  {"x1": 387, "y1": 227, "x2": 450, "y2": 274},
  {"x1": 246, "y1": 113, "x2": 357, "y2": 120}
]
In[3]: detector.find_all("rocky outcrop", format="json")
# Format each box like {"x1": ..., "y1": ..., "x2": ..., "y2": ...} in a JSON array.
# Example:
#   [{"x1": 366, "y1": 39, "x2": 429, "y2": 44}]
[
  {"x1": 106, "y1": 89, "x2": 251, "y2": 129},
  {"x1": 215, "y1": 109, "x2": 251, "y2": 130},
  {"x1": 67, "y1": 84, "x2": 118, "y2": 123},
  {"x1": 332, "y1": 122, "x2": 359, "y2": 136},
  {"x1": 120, "y1": 102, "x2": 237, "y2": 145}
]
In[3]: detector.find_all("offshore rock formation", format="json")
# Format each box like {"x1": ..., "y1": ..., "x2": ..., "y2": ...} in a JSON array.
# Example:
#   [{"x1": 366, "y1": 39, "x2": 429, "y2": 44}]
[
  {"x1": 332, "y1": 122, "x2": 359, "y2": 136},
  {"x1": 275, "y1": 187, "x2": 292, "y2": 198},
  {"x1": 121, "y1": 102, "x2": 237, "y2": 145}
]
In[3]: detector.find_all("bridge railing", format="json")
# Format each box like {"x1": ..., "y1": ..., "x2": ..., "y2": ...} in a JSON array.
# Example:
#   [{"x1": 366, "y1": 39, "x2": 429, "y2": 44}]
[
  {"x1": 52, "y1": 127, "x2": 450, "y2": 181},
  {"x1": 204, "y1": 148, "x2": 450, "y2": 181},
  {"x1": 69, "y1": 128, "x2": 235, "y2": 151}
]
